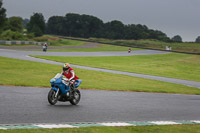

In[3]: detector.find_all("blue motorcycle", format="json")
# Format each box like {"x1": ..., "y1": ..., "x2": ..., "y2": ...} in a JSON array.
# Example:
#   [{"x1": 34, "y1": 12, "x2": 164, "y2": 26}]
[{"x1": 48, "y1": 73, "x2": 82, "y2": 105}]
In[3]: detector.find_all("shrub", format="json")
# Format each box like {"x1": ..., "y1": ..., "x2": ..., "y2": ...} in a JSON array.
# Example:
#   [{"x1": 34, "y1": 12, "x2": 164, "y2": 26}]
[
  {"x1": 26, "y1": 33, "x2": 35, "y2": 39},
  {"x1": 0, "y1": 30, "x2": 25, "y2": 40},
  {"x1": 171, "y1": 35, "x2": 182, "y2": 42}
]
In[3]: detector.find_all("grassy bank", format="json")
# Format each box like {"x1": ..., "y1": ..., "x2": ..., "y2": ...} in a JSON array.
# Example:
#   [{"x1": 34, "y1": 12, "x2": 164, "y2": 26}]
[
  {"x1": 1, "y1": 124, "x2": 200, "y2": 133},
  {"x1": 0, "y1": 35, "x2": 142, "y2": 51},
  {"x1": 35, "y1": 35, "x2": 86, "y2": 46},
  {"x1": 0, "y1": 56, "x2": 199, "y2": 94},
  {"x1": 46, "y1": 44, "x2": 142, "y2": 52},
  {"x1": 32, "y1": 53, "x2": 200, "y2": 82},
  {"x1": 89, "y1": 38, "x2": 200, "y2": 54},
  {"x1": 0, "y1": 35, "x2": 86, "y2": 47}
]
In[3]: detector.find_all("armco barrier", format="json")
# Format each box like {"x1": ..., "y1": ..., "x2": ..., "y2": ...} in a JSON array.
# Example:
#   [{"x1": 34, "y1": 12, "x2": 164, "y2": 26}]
[{"x1": 0, "y1": 41, "x2": 50, "y2": 46}]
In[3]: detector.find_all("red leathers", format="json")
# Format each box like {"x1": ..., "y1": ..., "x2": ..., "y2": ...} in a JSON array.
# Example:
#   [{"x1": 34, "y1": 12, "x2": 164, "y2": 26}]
[{"x1": 62, "y1": 67, "x2": 79, "y2": 81}]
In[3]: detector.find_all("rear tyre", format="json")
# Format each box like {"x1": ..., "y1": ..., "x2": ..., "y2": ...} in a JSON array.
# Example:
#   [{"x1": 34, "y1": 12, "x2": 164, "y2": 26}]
[
  {"x1": 48, "y1": 89, "x2": 58, "y2": 105},
  {"x1": 70, "y1": 89, "x2": 81, "y2": 105}
]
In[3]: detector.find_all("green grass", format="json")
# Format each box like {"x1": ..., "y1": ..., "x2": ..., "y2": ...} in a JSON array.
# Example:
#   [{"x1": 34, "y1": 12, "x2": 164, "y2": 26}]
[
  {"x1": 0, "y1": 35, "x2": 86, "y2": 47},
  {"x1": 1, "y1": 124, "x2": 200, "y2": 133},
  {"x1": 47, "y1": 44, "x2": 142, "y2": 52},
  {"x1": 2, "y1": 44, "x2": 142, "y2": 52},
  {"x1": 48, "y1": 39, "x2": 86, "y2": 47},
  {"x1": 89, "y1": 38, "x2": 200, "y2": 54},
  {"x1": 0, "y1": 56, "x2": 199, "y2": 94},
  {"x1": 35, "y1": 35, "x2": 86, "y2": 47},
  {"x1": 0, "y1": 35, "x2": 142, "y2": 51},
  {"x1": 32, "y1": 53, "x2": 200, "y2": 82}
]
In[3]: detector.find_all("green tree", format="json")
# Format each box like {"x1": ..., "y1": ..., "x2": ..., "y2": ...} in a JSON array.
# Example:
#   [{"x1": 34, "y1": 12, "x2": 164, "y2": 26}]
[
  {"x1": 8, "y1": 17, "x2": 23, "y2": 32},
  {"x1": 80, "y1": 14, "x2": 103, "y2": 38},
  {"x1": 0, "y1": 0, "x2": 7, "y2": 33},
  {"x1": 64, "y1": 13, "x2": 81, "y2": 37},
  {"x1": 195, "y1": 36, "x2": 200, "y2": 43},
  {"x1": 22, "y1": 18, "x2": 29, "y2": 28},
  {"x1": 171, "y1": 35, "x2": 182, "y2": 42},
  {"x1": 27, "y1": 13, "x2": 45, "y2": 37},
  {"x1": 31, "y1": 25, "x2": 42, "y2": 37},
  {"x1": 46, "y1": 14, "x2": 103, "y2": 38},
  {"x1": 45, "y1": 13, "x2": 170, "y2": 41},
  {"x1": 124, "y1": 24, "x2": 137, "y2": 39},
  {"x1": 47, "y1": 16, "x2": 64, "y2": 35},
  {"x1": 103, "y1": 20, "x2": 124, "y2": 39}
]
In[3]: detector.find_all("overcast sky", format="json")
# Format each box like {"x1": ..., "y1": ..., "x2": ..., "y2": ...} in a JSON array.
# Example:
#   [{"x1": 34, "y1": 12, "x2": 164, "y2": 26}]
[{"x1": 3, "y1": 0, "x2": 200, "y2": 42}]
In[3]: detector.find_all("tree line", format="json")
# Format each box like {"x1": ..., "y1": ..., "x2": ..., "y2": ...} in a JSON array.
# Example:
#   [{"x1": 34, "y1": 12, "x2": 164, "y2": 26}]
[
  {"x1": 46, "y1": 13, "x2": 170, "y2": 42},
  {"x1": 0, "y1": 0, "x2": 45, "y2": 40},
  {"x1": 1, "y1": 0, "x2": 200, "y2": 42}
]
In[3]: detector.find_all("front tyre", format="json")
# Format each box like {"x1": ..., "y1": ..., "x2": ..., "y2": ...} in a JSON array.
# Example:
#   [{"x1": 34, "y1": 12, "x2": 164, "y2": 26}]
[
  {"x1": 70, "y1": 89, "x2": 81, "y2": 105},
  {"x1": 48, "y1": 89, "x2": 58, "y2": 105}
]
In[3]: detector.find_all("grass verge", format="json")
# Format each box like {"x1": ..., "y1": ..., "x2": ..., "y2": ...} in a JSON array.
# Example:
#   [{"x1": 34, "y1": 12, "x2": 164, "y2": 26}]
[
  {"x1": 32, "y1": 53, "x2": 200, "y2": 82},
  {"x1": 46, "y1": 44, "x2": 142, "y2": 52},
  {"x1": 0, "y1": 56, "x2": 200, "y2": 95},
  {"x1": 89, "y1": 38, "x2": 200, "y2": 54},
  {"x1": 37, "y1": 35, "x2": 86, "y2": 46},
  {"x1": 0, "y1": 37, "x2": 142, "y2": 52},
  {"x1": 0, "y1": 124, "x2": 200, "y2": 133}
]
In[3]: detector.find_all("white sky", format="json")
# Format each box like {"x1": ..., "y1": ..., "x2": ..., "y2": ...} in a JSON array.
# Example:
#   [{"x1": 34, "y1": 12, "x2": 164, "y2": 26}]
[{"x1": 3, "y1": 0, "x2": 200, "y2": 42}]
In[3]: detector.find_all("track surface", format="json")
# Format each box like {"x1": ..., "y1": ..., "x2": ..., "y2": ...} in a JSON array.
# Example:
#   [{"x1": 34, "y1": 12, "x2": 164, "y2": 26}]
[
  {"x1": 0, "y1": 86, "x2": 200, "y2": 124},
  {"x1": 0, "y1": 48, "x2": 200, "y2": 124}
]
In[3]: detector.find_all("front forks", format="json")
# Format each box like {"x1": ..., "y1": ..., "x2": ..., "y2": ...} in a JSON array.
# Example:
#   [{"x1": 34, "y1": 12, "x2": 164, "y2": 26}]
[{"x1": 55, "y1": 89, "x2": 59, "y2": 98}]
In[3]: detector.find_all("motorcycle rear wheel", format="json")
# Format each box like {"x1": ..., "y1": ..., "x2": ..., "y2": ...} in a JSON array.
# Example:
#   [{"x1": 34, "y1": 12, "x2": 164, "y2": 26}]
[
  {"x1": 70, "y1": 89, "x2": 81, "y2": 105},
  {"x1": 48, "y1": 89, "x2": 58, "y2": 105}
]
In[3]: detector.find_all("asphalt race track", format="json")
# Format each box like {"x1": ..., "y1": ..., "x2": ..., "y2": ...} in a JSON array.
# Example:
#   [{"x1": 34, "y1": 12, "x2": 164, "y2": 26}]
[
  {"x1": 0, "y1": 48, "x2": 200, "y2": 124},
  {"x1": 0, "y1": 86, "x2": 200, "y2": 124}
]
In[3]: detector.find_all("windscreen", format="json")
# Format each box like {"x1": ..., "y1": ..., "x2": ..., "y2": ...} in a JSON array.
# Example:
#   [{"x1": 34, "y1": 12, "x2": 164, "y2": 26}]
[{"x1": 54, "y1": 73, "x2": 61, "y2": 79}]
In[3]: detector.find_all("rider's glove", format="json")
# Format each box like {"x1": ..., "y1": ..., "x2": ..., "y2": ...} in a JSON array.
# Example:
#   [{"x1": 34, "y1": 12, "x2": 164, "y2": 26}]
[
  {"x1": 64, "y1": 79, "x2": 69, "y2": 82},
  {"x1": 63, "y1": 77, "x2": 69, "y2": 82}
]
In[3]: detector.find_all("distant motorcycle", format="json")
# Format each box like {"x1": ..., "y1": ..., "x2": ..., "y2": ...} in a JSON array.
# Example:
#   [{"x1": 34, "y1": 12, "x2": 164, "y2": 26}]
[
  {"x1": 48, "y1": 73, "x2": 82, "y2": 105},
  {"x1": 128, "y1": 48, "x2": 131, "y2": 53},
  {"x1": 43, "y1": 45, "x2": 47, "y2": 52}
]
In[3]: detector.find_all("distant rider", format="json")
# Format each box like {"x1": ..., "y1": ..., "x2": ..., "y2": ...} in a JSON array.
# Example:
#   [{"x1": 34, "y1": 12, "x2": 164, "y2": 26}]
[
  {"x1": 61, "y1": 63, "x2": 81, "y2": 91},
  {"x1": 43, "y1": 43, "x2": 48, "y2": 52},
  {"x1": 128, "y1": 48, "x2": 131, "y2": 53}
]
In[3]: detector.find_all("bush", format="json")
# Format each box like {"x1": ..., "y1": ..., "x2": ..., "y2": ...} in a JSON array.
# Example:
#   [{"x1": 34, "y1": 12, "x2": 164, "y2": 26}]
[
  {"x1": 0, "y1": 30, "x2": 25, "y2": 40},
  {"x1": 171, "y1": 35, "x2": 182, "y2": 42},
  {"x1": 26, "y1": 33, "x2": 35, "y2": 39}
]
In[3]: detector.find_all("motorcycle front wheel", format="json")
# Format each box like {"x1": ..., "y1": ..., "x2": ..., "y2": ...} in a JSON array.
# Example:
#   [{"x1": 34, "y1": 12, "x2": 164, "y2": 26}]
[
  {"x1": 48, "y1": 89, "x2": 58, "y2": 105},
  {"x1": 70, "y1": 89, "x2": 81, "y2": 105}
]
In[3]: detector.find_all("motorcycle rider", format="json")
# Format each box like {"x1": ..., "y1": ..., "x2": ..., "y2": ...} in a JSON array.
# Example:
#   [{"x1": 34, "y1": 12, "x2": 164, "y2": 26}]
[
  {"x1": 61, "y1": 63, "x2": 81, "y2": 95},
  {"x1": 43, "y1": 42, "x2": 48, "y2": 52},
  {"x1": 128, "y1": 48, "x2": 131, "y2": 53}
]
